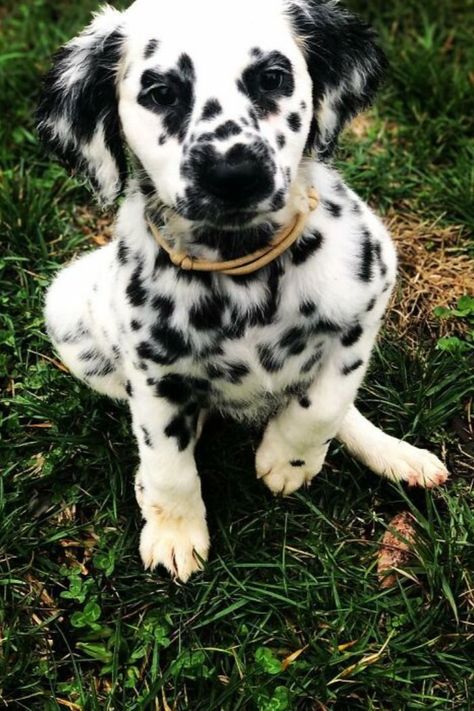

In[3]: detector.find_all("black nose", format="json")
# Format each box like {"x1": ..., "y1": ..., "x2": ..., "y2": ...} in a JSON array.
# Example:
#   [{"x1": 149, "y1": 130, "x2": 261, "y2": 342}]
[{"x1": 198, "y1": 145, "x2": 273, "y2": 206}]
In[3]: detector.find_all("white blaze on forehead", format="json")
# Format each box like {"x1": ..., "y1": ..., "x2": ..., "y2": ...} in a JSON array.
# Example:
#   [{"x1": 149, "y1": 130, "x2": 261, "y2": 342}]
[{"x1": 123, "y1": 0, "x2": 305, "y2": 70}]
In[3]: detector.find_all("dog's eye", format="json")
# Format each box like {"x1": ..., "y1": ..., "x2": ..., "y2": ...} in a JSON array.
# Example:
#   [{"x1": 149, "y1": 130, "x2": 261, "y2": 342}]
[
  {"x1": 147, "y1": 84, "x2": 177, "y2": 107},
  {"x1": 259, "y1": 69, "x2": 284, "y2": 92}
]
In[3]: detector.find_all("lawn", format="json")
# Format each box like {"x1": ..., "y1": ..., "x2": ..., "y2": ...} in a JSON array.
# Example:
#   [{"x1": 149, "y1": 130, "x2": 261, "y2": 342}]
[{"x1": 1, "y1": 0, "x2": 473, "y2": 708}]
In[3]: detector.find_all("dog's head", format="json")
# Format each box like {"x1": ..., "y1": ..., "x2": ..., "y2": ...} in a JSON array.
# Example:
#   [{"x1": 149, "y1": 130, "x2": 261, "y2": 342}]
[{"x1": 37, "y1": 0, "x2": 386, "y2": 226}]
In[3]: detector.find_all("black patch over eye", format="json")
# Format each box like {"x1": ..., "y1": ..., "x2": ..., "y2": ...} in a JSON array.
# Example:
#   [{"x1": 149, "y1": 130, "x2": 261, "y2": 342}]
[
  {"x1": 138, "y1": 55, "x2": 195, "y2": 142},
  {"x1": 239, "y1": 51, "x2": 295, "y2": 117}
]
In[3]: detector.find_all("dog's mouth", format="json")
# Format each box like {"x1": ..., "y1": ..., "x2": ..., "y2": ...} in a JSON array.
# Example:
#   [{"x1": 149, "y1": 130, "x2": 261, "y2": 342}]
[
  {"x1": 174, "y1": 190, "x2": 285, "y2": 231},
  {"x1": 189, "y1": 219, "x2": 278, "y2": 260}
]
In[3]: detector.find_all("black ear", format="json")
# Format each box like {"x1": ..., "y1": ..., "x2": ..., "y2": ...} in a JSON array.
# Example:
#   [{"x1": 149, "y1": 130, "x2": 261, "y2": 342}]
[
  {"x1": 36, "y1": 6, "x2": 127, "y2": 203},
  {"x1": 289, "y1": 0, "x2": 387, "y2": 158}
]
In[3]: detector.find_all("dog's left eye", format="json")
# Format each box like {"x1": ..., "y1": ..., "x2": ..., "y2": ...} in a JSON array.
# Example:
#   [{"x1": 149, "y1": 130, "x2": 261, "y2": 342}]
[
  {"x1": 147, "y1": 84, "x2": 178, "y2": 107},
  {"x1": 259, "y1": 69, "x2": 285, "y2": 92}
]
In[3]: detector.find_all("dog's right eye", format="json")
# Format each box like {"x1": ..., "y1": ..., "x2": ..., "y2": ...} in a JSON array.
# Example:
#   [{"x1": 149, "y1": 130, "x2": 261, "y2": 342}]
[
  {"x1": 259, "y1": 69, "x2": 285, "y2": 93},
  {"x1": 147, "y1": 84, "x2": 178, "y2": 107}
]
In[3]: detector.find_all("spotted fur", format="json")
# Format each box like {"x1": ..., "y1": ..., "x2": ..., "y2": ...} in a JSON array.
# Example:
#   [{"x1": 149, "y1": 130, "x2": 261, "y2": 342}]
[{"x1": 38, "y1": 0, "x2": 449, "y2": 582}]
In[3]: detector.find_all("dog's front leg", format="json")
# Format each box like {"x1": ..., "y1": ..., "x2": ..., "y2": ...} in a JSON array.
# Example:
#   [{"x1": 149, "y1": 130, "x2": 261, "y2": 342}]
[
  {"x1": 256, "y1": 332, "x2": 379, "y2": 495},
  {"x1": 128, "y1": 382, "x2": 209, "y2": 582}
]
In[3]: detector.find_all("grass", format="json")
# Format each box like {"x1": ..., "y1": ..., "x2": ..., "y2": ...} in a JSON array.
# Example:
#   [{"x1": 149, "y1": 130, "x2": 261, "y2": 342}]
[{"x1": 1, "y1": 0, "x2": 473, "y2": 708}]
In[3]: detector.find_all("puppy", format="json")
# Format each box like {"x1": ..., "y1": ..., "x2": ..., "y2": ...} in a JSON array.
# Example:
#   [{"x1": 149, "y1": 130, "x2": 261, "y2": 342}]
[{"x1": 37, "y1": 0, "x2": 448, "y2": 581}]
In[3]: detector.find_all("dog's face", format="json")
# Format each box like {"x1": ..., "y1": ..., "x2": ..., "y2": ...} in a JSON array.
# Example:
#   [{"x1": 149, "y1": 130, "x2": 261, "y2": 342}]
[
  {"x1": 120, "y1": 0, "x2": 313, "y2": 226},
  {"x1": 37, "y1": 0, "x2": 386, "y2": 226}
]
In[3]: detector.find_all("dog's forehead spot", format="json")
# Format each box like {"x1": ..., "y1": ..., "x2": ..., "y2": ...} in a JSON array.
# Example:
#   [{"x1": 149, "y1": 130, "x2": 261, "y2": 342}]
[
  {"x1": 144, "y1": 38, "x2": 159, "y2": 60},
  {"x1": 201, "y1": 98, "x2": 222, "y2": 121}
]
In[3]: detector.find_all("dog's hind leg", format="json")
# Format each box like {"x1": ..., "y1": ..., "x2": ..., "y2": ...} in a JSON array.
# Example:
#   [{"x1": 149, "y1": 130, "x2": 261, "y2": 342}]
[
  {"x1": 45, "y1": 244, "x2": 127, "y2": 400},
  {"x1": 336, "y1": 405, "x2": 449, "y2": 488}
]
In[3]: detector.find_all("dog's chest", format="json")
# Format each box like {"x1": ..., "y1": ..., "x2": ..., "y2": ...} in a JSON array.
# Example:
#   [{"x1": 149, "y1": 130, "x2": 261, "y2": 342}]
[{"x1": 126, "y1": 258, "x2": 338, "y2": 421}]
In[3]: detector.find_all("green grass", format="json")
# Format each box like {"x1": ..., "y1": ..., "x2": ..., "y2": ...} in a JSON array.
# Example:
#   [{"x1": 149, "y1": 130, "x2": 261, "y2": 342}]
[{"x1": 1, "y1": 0, "x2": 473, "y2": 708}]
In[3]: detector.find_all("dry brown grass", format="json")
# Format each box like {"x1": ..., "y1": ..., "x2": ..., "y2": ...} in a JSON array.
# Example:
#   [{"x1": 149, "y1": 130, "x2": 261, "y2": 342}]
[{"x1": 386, "y1": 210, "x2": 473, "y2": 344}]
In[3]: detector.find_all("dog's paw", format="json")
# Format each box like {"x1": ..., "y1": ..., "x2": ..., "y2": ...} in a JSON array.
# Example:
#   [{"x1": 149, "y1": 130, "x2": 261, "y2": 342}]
[
  {"x1": 140, "y1": 513, "x2": 210, "y2": 582},
  {"x1": 256, "y1": 430, "x2": 328, "y2": 496},
  {"x1": 378, "y1": 441, "x2": 449, "y2": 488}
]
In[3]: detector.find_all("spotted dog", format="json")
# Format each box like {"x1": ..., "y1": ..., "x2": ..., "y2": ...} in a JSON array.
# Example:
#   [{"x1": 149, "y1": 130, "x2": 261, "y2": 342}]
[{"x1": 37, "y1": 0, "x2": 449, "y2": 581}]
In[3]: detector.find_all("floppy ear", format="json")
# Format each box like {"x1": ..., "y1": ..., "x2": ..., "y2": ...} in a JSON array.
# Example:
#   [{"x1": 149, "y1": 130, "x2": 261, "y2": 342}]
[
  {"x1": 36, "y1": 6, "x2": 127, "y2": 203},
  {"x1": 290, "y1": 0, "x2": 387, "y2": 158}
]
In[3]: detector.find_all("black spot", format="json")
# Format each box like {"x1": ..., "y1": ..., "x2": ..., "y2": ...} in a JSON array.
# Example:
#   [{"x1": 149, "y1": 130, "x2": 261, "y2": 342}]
[
  {"x1": 117, "y1": 240, "x2": 129, "y2": 265},
  {"x1": 322, "y1": 200, "x2": 342, "y2": 218},
  {"x1": 150, "y1": 323, "x2": 190, "y2": 362},
  {"x1": 373, "y1": 241, "x2": 388, "y2": 276},
  {"x1": 258, "y1": 344, "x2": 284, "y2": 372},
  {"x1": 197, "y1": 131, "x2": 214, "y2": 143},
  {"x1": 214, "y1": 120, "x2": 242, "y2": 140},
  {"x1": 366, "y1": 297, "x2": 377, "y2": 312},
  {"x1": 358, "y1": 233, "x2": 374, "y2": 282},
  {"x1": 189, "y1": 295, "x2": 224, "y2": 331},
  {"x1": 300, "y1": 301, "x2": 316, "y2": 317},
  {"x1": 287, "y1": 112, "x2": 302, "y2": 132},
  {"x1": 158, "y1": 134, "x2": 167, "y2": 146},
  {"x1": 277, "y1": 134, "x2": 286, "y2": 149},
  {"x1": 302, "y1": 350, "x2": 322, "y2": 373},
  {"x1": 151, "y1": 295, "x2": 174, "y2": 320},
  {"x1": 84, "y1": 359, "x2": 115, "y2": 378},
  {"x1": 298, "y1": 396, "x2": 311, "y2": 409},
  {"x1": 352, "y1": 201, "x2": 362, "y2": 214},
  {"x1": 248, "y1": 108, "x2": 259, "y2": 130},
  {"x1": 341, "y1": 324, "x2": 363, "y2": 347},
  {"x1": 271, "y1": 189, "x2": 286, "y2": 211},
  {"x1": 225, "y1": 309, "x2": 247, "y2": 340},
  {"x1": 137, "y1": 328, "x2": 189, "y2": 366},
  {"x1": 141, "y1": 426, "x2": 153, "y2": 448},
  {"x1": 250, "y1": 47, "x2": 263, "y2": 58},
  {"x1": 201, "y1": 98, "x2": 222, "y2": 121},
  {"x1": 342, "y1": 359, "x2": 364, "y2": 376},
  {"x1": 125, "y1": 380, "x2": 133, "y2": 397},
  {"x1": 127, "y1": 263, "x2": 147, "y2": 307},
  {"x1": 310, "y1": 318, "x2": 341, "y2": 335},
  {"x1": 78, "y1": 348, "x2": 100, "y2": 361},
  {"x1": 290, "y1": 460, "x2": 305, "y2": 467},
  {"x1": 164, "y1": 415, "x2": 191, "y2": 451},
  {"x1": 144, "y1": 39, "x2": 158, "y2": 59},
  {"x1": 131, "y1": 319, "x2": 142, "y2": 331},
  {"x1": 292, "y1": 230, "x2": 324, "y2": 265},
  {"x1": 156, "y1": 374, "x2": 192, "y2": 405},
  {"x1": 280, "y1": 327, "x2": 307, "y2": 356},
  {"x1": 206, "y1": 361, "x2": 250, "y2": 384}
]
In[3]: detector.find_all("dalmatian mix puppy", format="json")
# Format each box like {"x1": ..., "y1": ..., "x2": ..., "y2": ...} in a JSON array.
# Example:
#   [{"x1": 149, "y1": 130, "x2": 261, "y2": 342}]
[{"x1": 37, "y1": 0, "x2": 449, "y2": 581}]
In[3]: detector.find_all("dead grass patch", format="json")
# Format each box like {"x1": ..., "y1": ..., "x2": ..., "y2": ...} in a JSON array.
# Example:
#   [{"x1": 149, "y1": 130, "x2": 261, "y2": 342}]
[{"x1": 385, "y1": 211, "x2": 473, "y2": 345}]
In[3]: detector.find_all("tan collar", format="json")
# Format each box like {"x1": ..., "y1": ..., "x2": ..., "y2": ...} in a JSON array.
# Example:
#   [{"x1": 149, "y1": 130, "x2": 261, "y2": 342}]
[{"x1": 147, "y1": 187, "x2": 319, "y2": 276}]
